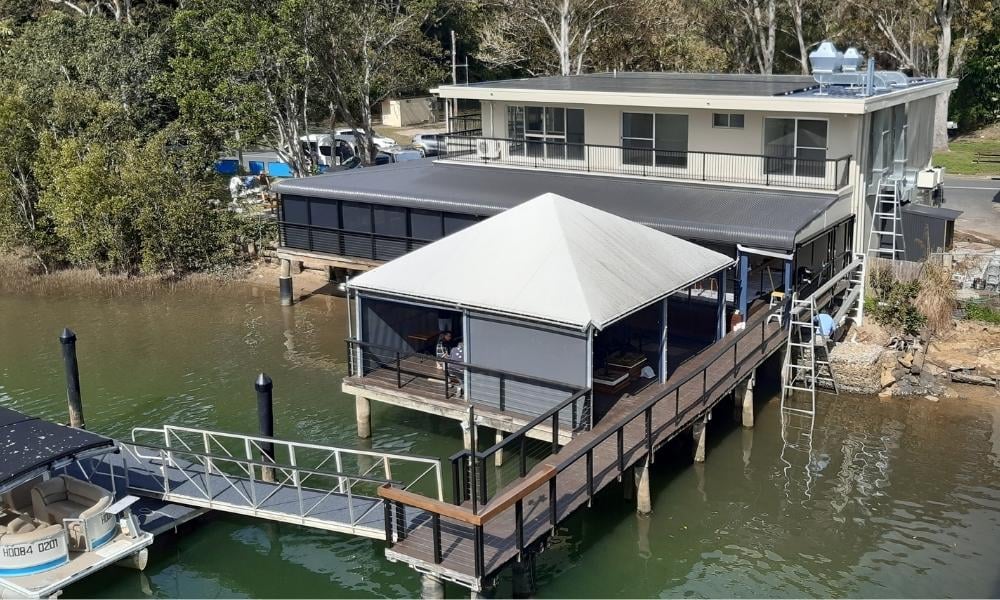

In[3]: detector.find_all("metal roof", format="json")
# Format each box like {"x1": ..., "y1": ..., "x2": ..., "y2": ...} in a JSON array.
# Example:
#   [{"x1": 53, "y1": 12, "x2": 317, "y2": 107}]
[
  {"x1": 456, "y1": 72, "x2": 819, "y2": 96},
  {"x1": 273, "y1": 160, "x2": 842, "y2": 251},
  {"x1": 350, "y1": 193, "x2": 733, "y2": 331},
  {"x1": 0, "y1": 407, "x2": 114, "y2": 489}
]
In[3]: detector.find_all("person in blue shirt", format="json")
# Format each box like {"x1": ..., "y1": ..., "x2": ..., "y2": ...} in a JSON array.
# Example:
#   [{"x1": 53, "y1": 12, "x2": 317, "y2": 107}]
[{"x1": 814, "y1": 312, "x2": 836, "y2": 338}]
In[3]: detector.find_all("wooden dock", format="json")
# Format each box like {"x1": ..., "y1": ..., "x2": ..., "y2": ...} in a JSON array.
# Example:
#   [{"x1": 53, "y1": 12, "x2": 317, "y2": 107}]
[{"x1": 373, "y1": 309, "x2": 785, "y2": 590}]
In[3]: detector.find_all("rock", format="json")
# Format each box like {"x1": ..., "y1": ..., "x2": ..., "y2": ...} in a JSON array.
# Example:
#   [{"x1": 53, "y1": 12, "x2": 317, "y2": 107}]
[
  {"x1": 899, "y1": 352, "x2": 914, "y2": 369},
  {"x1": 880, "y1": 368, "x2": 897, "y2": 389},
  {"x1": 924, "y1": 395, "x2": 939, "y2": 402}
]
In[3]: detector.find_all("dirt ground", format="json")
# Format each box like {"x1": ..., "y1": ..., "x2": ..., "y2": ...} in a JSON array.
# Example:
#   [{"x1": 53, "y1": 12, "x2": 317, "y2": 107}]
[{"x1": 926, "y1": 320, "x2": 1000, "y2": 377}]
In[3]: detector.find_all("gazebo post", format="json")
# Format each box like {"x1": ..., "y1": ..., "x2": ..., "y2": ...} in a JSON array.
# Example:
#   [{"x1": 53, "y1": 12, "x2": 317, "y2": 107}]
[
  {"x1": 659, "y1": 298, "x2": 669, "y2": 384},
  {"x1": 715, "y1": 270, "x2": 727, "y2": 340}
]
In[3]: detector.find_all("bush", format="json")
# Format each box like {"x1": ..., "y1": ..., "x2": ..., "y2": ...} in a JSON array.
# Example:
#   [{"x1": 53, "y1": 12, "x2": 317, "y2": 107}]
[
  {"x1": 866, "y1": 263, "x2": 927, "y2": 335},
  {"x1": 915, "y1": 261, "x2": 956, "y2": 334}
]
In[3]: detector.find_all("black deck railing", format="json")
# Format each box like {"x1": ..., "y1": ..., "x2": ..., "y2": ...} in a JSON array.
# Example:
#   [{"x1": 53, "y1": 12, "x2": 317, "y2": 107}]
[
  {"x1": 438, "y1": 134, "x2": 852, "y2": 191},
  {"x1": 378, "y1": 306, "x2": 788, "y2": 582},
  {"x1": 278, "y1": 221, "x2": 431, "y2": 262},
  {"x1": 346, "y1": 337, "x2": 591, "y2": 427}
]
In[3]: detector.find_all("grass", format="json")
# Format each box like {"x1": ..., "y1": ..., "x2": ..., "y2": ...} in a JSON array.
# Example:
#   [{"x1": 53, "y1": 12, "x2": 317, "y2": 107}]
[
  {"x1": 964, "y1": 300, "x2": 1000, "y2": 325},
  {"x1": 934, "y1": 138, "x2": 1000, "y2": 176}
]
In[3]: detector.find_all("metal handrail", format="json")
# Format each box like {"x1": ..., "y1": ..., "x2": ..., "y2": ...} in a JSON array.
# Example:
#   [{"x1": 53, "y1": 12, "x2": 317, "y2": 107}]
[
  {"x1": 347, "y1": 337, "x2": 584, "y2": 393},
  {"x1": 440, "y1": 134, "x2": 853, "y2": 191}
]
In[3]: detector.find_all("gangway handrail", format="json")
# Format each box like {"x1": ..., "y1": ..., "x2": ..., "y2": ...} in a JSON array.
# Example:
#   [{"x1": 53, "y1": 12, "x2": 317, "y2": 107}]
[
  {"x1": 122, "y1": 440, "x2": 400, "y2": 487},
  {"x1": 131, "y1": 424, "x2": 442, "y2": 466},
  {"x1": 789, "y1": 256, "x2": 864, "y2": 318}
]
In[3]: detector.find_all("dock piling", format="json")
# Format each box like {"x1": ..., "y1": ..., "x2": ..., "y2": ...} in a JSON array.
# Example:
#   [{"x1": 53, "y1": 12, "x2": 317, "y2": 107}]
[
  {"x1": 420, "y1": 573, "x2": 445, "y2": 599},
  {"x1": 693, "y1": 418, "x2": 707, "y2": 463},
  {"x1": 356, "y1": 395, "x2": 372, "y2": 438},
  {"x1": 511, "y1": 555, "x2": 537, "y2": 598},
  {"x1": 59, "y1": 328, "x2": 85, "y2": 429},
  {"x1": 279, "y1": 258, "x2": 294, "y2": 306},
  {"x1": 635, "y1": 458, "x2": 652, "y2": 515},
  {"x1": 255, "y1": 373, "x2": 276, "y2": 483},
  {"x1": 740, "y1": 372, "x2": 755, "y2": 428}
]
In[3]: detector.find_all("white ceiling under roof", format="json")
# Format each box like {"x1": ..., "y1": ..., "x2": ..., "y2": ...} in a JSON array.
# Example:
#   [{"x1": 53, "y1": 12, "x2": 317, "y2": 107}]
[{"x1": 348, "y1": 193, "x2": 734, "y2": 331}]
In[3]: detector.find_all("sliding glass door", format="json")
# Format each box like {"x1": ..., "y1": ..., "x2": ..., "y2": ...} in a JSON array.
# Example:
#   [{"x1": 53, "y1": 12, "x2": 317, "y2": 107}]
[
  {"x1": 507, "y1": 106, "x2": 585, "y2": 160},
  {"x1": 622, "y1": 112, "x2": 689, "y2": 168},
  {"x1": 763, "y1": 118, "x2": 828, "y2": 177}
]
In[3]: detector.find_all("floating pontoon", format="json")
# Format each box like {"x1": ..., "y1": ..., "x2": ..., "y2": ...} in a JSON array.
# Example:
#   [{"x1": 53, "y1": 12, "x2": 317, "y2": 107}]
[{"x1": 0, "y1": 407, "x2": 153, "y2": 599}]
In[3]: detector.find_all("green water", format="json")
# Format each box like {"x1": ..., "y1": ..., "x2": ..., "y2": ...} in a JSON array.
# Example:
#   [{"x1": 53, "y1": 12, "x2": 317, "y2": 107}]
[{"x1": 2, "y1": 282, "x2": 999, "y2": 598}]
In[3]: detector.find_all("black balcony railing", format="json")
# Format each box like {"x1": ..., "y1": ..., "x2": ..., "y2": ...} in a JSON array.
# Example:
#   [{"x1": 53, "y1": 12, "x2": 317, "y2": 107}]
[
  {"x1": 278, "y1": 221, "x2": 431, "y2": 262},
  {"x1": 438, "y1": 134, "x2": 852, "y2": 191}
]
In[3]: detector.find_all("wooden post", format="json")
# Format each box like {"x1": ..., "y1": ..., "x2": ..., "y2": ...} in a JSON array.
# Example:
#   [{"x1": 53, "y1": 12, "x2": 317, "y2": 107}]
[
  {"x1": 59, "y1": 328, "x2": 85, "y2": 429},
  {"x1": 742, "y1": 372, "x2": 755, "y2": 428},
  {"x1": 255, "y1": 373, "x2": 276, "y2": 483},
  {"x1": 693, "y1": 418, "x2": 707, "y2": 463}
]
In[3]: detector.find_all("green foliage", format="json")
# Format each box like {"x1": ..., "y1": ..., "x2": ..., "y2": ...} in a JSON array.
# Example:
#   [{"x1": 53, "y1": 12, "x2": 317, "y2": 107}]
[
  {"x1": 951, "y1": 6, "x2": 1000, "y2": 132},
  {"x1": 963, "y1": 301, "x2": 1000, "y2": 325},
  {"x1": 866, "y1": 264, "x2": 927, "y2": 335}
]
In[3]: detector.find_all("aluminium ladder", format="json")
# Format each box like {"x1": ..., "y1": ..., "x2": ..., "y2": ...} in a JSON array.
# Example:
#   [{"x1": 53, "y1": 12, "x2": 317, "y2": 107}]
[
  {"x1": 780, "y1": 294, "x2": 839, "y2": 416},
  {"x1": 867, "y1": 176, "x2": 906, "y2": 261}
]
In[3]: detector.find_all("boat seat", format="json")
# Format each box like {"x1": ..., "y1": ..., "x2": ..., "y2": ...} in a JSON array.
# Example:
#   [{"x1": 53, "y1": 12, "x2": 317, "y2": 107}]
[
  {"x1": 31, "y1": 475, "x2": 112, "y2": 526},
  {"x1": 2, "y1": 476, "x2": 41, "y2": 513},
  {"x1": 5, "y1": 515, "x2": 40, "y2": 535}
]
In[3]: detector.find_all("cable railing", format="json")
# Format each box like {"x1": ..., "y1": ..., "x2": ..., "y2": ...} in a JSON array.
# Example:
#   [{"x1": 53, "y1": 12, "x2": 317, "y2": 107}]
[
  {"x1": 377, "y1": 306, "x2": 788, "y2": 582},
  {"x1": 438, "y1": 134, "x2": 852, "y2": 191},
  {"x1": 346, "y1": 338, "x2": 591, "y2": 430}
]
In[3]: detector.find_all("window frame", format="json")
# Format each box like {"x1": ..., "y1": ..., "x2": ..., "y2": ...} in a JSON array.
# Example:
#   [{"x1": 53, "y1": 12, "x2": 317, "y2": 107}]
[
  {"x1": 506, "y1": 105, "x2": 585, "y2": 160},
  {"x1": 712, "y1": 113, "x2": 745, "y2": 129}
]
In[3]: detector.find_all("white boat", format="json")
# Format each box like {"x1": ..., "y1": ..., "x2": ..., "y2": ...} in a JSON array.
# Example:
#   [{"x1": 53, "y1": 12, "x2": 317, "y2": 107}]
[{"x1": 0, "y1": 408, "x2": 153, "y2": 599}]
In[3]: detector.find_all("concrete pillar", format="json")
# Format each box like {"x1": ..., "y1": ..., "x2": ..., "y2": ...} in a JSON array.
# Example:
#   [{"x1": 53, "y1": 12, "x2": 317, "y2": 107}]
[
  {"x1": 511, "y1": 555, "x2": 536, "y2": 598},
  {"x1": 461, "y1": 420, "x2": 473, "y2": 451},
  {"x1": 355, "y1": 395, "x2": 372, "y2": 439},
  {"x1": 494, "y1": 430, "x2": 504, "y2": 467},
  {"x1": 693, "y1": 418, "x2": 707, "y2": 463},
  {"x1": 636, "y1": 508, "x2": 652, "y2": 559},
  {"x1": 292, "y1": 260, "x2": 304, "y2": 274},
  {"x1": 279, "y1": 259, "x2": 293, "y2": 306},
  {"x1": 635, "y1": 459, "x2": 652, "y2": 515},
  {"x1": 420, "y1": 573, "x2": 445, "y2": 599},
  {"x1": 741, "y1": 373, "x2": 755, "y2": 429}
]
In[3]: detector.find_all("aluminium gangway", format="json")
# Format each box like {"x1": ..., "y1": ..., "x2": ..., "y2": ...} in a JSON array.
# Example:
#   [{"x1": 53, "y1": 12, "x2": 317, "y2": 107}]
[{"x1": 86, "y1": 425, "x2": 444, "y2": 540}]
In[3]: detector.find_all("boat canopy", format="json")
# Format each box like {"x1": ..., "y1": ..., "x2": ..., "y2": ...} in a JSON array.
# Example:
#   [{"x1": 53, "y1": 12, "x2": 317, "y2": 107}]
[
  {"x1": 0, "y1": 407, "x2": 114, "y2": 490},
  {"x1": 348, "y1": 193, "x2": 734, "y2": 331}
]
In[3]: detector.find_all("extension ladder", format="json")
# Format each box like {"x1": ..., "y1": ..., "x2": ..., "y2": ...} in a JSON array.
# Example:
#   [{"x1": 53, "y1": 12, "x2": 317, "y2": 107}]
[
  {"x1": 780, "y1": 294, "x2": 839, "y2": 416},
  {"x1": 867, "y1": 176, "x2": 906, "y2": 261}
]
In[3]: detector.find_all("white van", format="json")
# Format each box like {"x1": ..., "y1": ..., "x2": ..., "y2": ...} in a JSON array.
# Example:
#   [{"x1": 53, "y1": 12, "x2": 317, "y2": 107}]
[{"x1": 299, "y1": 134, "x2": 357, "y2": 168}]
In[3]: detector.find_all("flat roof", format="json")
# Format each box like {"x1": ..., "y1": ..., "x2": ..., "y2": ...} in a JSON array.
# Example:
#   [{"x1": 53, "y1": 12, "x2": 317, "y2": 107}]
[
  {"x1": 273, "y1": 159, "x2": 843, "y2": 251},
  {"x1": 0, "y1": 407, "x2": 114, "y2": 488},
  {"x1": 461, "y1": 72, "x2": 818, "y2": 96},
  {"x1": 433, "y1": 72, "x2": 958, "y2": 114}
]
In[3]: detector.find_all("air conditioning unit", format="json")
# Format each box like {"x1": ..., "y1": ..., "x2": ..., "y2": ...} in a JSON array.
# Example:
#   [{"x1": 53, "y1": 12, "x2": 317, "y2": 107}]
[
  {"x1": 916, "y1": 167, "x2": 944, "y2": 189},
  {"x1": 476, "y1": 139, "x2": 502, "y2": 160}
]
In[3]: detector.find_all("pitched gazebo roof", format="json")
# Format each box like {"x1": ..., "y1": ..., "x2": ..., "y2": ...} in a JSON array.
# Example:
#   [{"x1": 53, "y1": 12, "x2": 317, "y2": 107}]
[{"x1": 349, "y1": 193, "x2": 734, "y2": 331}]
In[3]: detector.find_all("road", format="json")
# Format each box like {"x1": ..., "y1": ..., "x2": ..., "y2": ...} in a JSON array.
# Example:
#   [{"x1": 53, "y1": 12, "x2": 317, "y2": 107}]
[{"x1": 942, "y1": 175, "x2": 1000, "y2": 243}]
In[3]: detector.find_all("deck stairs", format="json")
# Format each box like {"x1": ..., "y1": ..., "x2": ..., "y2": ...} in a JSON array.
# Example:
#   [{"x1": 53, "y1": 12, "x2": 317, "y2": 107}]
[
  {"x1": 98, "y1": 425, "x2": 443, "y2": 539},
  {"x1": 867, "y1": 176, "x2": 906, "y2": 261},
  {"x1": 780, "y1": 294, "x2": 838, "y2": 416}
]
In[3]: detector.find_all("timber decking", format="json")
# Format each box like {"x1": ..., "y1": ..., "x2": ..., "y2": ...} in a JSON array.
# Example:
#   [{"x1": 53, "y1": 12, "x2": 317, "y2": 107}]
[{"x1": 382, "y1": 315, "x2": 784, "y2": 589}]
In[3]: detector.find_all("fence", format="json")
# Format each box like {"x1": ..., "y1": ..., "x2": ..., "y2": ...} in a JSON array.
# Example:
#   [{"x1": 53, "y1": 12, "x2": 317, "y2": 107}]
[{"x1": 439, "y1": 135, "x2": 852, "y2": 192}]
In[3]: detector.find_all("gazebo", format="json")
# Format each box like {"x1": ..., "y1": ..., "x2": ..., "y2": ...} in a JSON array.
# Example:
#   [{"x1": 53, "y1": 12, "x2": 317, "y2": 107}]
[{"x1": 347, "y1": 193, "x2": 734, "y2": 422}]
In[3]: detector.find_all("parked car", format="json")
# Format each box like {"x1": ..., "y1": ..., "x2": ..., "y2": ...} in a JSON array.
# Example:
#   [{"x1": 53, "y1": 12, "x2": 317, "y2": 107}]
[
  {"x1": 299, "y1": 134, "x2": 356, "y2": 168},
  {"x1": 411, "y1": 133, "x2": 446, "y2": 157},
  {"x1": 374, "y1": 147, "x2": 424, "y2": 165},
  {"x1": 333, "y1": 127, "x2": 397, "y2": 152}
]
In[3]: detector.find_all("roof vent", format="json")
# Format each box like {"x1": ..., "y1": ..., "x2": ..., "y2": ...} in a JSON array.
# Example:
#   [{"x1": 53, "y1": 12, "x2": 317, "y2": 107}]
[
  {"x1": 809, "y1": 41, "x2": 843, "y2": 74},
  {"x1": 842, "y1": 47, "x2": 863, "y2": 72}
]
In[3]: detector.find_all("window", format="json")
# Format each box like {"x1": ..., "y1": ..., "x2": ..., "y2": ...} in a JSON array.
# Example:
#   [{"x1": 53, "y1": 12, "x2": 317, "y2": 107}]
[
  {"x1": 622, "y1": 112, "x2": 688, "y2": 167},
  {"x1": 506, "y1": 106, "x2": 585, "y2": 160},
  {"x1": 763, "y1": 118, "x2": 827, "y2": 177},
  {"x1": 712, "y1": 113, "x2": 744, "y2": 129}
]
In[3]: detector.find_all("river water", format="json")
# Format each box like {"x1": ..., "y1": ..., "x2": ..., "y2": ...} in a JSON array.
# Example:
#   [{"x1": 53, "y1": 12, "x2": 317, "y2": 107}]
[{"x1": 1, "y1": 281, "x2": 999, "y2": 598}]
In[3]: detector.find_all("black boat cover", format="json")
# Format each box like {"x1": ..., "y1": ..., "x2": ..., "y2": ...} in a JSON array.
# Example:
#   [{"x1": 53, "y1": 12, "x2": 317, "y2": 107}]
[{"x1": 0, "y1": 406, "x2": 114, "y2": 487}]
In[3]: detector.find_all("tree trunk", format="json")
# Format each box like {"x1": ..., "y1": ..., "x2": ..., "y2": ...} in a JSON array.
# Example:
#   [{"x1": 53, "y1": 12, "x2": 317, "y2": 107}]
[
  {"x1": 790, "y1": 0, "x2": 809, "y2": 75},
  {"x1": 559, "y1": 0, "x2": 571, "y2": 76},
  {"x1": 933, "y1": 0, "x2": 952, "y2": 151}
]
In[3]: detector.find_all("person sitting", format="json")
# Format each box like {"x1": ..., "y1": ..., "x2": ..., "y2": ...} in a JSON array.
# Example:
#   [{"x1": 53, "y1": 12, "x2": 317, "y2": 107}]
[
  {"x1": 435, "y1": 331, "x2": 452, "y2": 370},
  {"x1": 814, "y1": 312, "x2": 836, "y2": 339}
]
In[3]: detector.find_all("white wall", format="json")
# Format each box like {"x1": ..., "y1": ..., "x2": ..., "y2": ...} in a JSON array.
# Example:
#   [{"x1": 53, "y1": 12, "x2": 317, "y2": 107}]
[{"x1": 481, "y1": 100, "x2": 861, "y2": 161}]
